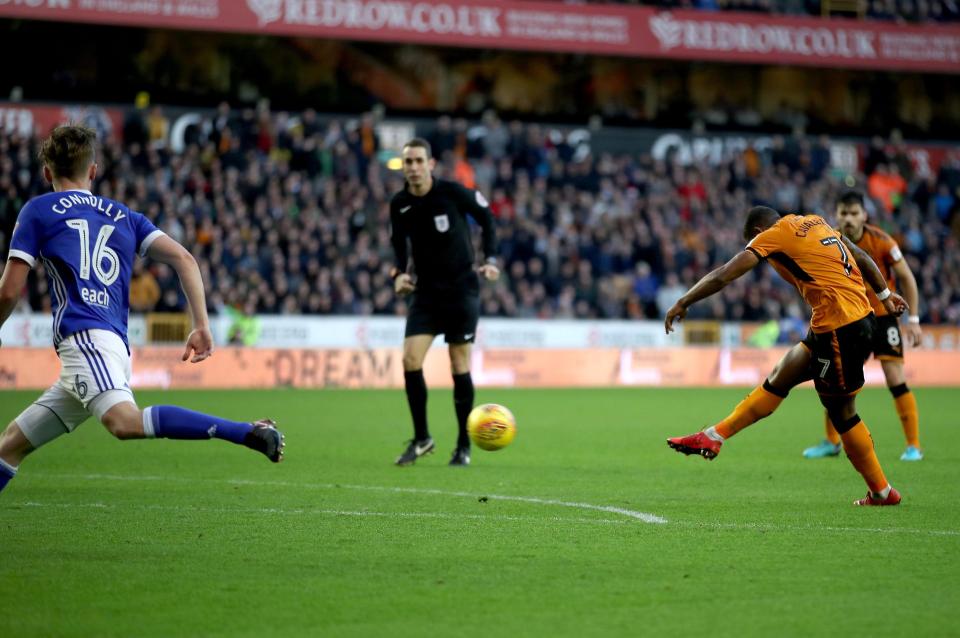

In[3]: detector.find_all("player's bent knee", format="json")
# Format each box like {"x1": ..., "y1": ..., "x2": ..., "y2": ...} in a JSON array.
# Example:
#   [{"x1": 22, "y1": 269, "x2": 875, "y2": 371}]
[
  {"x1": 881, "y1": 361, "x2": 907, "y2": 387},
  {"x1": 100, "y1": 403, "x2": 145, "y2": 440},
  {"x1": 819, "y1": 396, "x2": 856, "y2": 430},
  {"x1": 402, "y1": 352, "x2": 424, "y2": 371},
  {"x1": 447, "y1": 341, "x2": 469, "y2": 365},
  {"x1": 0, "y1": 422, "x2": 35, "y2": 465},
  {"x1": 449, "y1": 353, "x2": 470, "y2": 375}
]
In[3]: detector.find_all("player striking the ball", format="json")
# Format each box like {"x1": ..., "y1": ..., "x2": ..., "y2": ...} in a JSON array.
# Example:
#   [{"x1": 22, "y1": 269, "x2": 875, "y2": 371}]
[
  {"x1": 390, "y1": 138, "x2": 499, "y2": 467},
  {"x1": 802, "y1": 190, "x2": 923, "y2": 461},
  {"x1": 0, "y1": 125, "x2": 284, "y2": 496},
  {"x1": 665, "y1": 206, "x2": 908, "y2": 506}
]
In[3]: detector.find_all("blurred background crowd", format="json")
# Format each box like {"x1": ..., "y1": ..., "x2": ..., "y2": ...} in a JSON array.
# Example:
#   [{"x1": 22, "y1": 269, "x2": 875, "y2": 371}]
[{"x1": 1, "y1": 106, "x2": 958, "y2": 326}]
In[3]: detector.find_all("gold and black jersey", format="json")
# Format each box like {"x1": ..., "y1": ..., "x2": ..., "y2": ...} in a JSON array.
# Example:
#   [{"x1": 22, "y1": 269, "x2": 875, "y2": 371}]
[
  {"x1": 851, "y1": 223, "x2": 902, "y2": 317},
  {"x1": 747, "y1": 214, "x2": 872, "y2": 333}
]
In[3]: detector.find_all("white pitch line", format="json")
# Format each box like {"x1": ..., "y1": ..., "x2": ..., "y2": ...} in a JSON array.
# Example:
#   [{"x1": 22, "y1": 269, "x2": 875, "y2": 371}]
[
  {"x1": 678, "y1": 521, "x2": 960, "y2": 538},
  {"x1": 11, "y1": 501, "x2": 629, "y2": 525},
  {"x1": 25, "y1": 472, "x2": 668, "y2": 524},
  {"x1": 20, "y1": 473, "x2": 960, "y2": 537},
  {"x1": 226, "y1": 479, "x2": 669, "y2": 524}
]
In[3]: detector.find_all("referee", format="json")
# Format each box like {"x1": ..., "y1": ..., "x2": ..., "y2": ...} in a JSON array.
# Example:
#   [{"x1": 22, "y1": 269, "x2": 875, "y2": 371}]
[{"x1": 390, "y1": 138, "x2": 499, "y2": 467}]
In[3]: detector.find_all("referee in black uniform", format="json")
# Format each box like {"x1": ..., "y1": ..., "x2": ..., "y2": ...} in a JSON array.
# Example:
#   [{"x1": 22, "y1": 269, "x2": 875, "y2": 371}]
[{"x1": 390, "y1": 138, "x2": 499, "y2": 467}]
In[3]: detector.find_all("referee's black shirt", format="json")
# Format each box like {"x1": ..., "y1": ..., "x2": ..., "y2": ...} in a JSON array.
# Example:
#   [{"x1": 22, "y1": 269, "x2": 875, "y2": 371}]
[{"x1": 390, "y1": 178, "x2": 498, "y2": 294}]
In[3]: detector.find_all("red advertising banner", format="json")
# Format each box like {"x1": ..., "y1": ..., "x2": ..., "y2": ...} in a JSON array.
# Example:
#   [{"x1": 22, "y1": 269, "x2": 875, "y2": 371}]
[
  {"x1": 1, "y1": 1, "x2": 959, "y2": 73},
  {"x1": 1, "y1": 346, "x2": 959, "y2": 390}
]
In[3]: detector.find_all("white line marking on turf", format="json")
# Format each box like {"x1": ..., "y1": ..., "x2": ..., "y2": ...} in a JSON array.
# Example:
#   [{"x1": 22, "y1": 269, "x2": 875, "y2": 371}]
[
  {"x1": 24, "y1": 474, "x2": 960, "y2": 536},
  {"x1": 251, "y1": 481, "x2": 670, "y2": 525},
  {"x1": 25, "y1": 472, "x2": 668, "y2": 524},
  {"x1": 677, "y1": 521, "x2": 960, "y2": 537},
  {"x1": 12, "y1": 501, "x2": 630, "y2": 525}
]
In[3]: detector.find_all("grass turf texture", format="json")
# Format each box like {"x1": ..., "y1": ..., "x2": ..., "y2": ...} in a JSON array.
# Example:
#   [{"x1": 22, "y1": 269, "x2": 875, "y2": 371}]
[{"x1": 1, "y1": 387, "x2": 958, "y2": 637}]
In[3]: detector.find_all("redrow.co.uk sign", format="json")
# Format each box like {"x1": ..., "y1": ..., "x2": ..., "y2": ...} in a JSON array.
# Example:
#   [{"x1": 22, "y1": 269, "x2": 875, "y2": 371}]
[{"x1": 1, "y1": 0, "x2": 959, "y2": 72}]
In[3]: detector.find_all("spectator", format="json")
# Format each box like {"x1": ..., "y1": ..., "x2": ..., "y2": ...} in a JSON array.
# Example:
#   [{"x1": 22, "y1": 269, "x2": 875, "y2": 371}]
[
  {"x1": 868, "y1": 163, "x2": 908, "y2": 212},
  {"x1": 1, "y1": 114, "x2": 958, "y2": 326},
  {"x1": 129, "y1": 261, "x2": 161, "y2": 312}
]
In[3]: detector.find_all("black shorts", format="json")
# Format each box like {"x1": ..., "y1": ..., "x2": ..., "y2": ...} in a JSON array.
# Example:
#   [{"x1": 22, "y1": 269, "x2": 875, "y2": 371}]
[
  {"x1": 801, "y1": 314, "x2": 876, "y2": 397},
  {"x1": 872, "y1": 314, "x2": 904, "y2": 360},
  {"x1": 405, "y1": 292, "x2": 480, "y2": 344}
]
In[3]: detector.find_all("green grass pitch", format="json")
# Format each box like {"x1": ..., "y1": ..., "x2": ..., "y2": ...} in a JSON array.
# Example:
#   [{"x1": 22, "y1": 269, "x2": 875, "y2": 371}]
[{"x1": 1, "y1": 387, "x2": 958, "y2": 637}]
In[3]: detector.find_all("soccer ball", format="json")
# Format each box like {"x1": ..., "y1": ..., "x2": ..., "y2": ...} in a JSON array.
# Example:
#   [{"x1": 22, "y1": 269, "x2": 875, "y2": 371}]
[{"x1": 466, "y1": 403, "x2": 516, "y2": 451}]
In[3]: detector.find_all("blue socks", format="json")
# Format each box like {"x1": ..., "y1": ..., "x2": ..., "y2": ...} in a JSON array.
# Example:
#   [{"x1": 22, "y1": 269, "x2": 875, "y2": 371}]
[
  {"x1": 143, "y1": 406, "x2": 253, "y2": 444},
  {"x1": 0, "y1": 458, "x2": 17, "y2": 494}
]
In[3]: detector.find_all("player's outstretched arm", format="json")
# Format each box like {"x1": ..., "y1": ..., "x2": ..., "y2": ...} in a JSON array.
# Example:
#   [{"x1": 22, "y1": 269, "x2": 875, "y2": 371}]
[
  {"x1": 665, "y1": 250, "x2": 759, "y2": 334},
  {"x1": 0, "y1": 259, "x2": 31, "y2": 338},
  {"x1": 146, "y1": 235, "x2": 213, "y2": 362},
  {"x1": 841, "y1": 236, "x2": 908, "y2": 317},
  {"x1": 892, "y1": 258, "x2": 922, "y2": 346}
]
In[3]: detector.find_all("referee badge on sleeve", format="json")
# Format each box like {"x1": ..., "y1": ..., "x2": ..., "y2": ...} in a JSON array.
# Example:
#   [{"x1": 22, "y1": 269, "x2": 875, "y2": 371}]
[{"x1": 434, "y1": 214, "x2": 450, "y2": 232}]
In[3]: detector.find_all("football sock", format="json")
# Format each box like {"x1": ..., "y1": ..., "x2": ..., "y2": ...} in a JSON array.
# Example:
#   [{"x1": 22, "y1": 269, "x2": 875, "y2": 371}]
[
  {"x1": 704, "y1": 427, "x2": 724, "y2": 443},
  {"x1": 890, "y1": 384, "x2": 920, "y2": 448},
  {"x1": 453, "y1": 372, "x2": 474, "y2": 448},
  {"x1": 142, "y1": 406, "x2": 254, "y2": 444},
  {"x1": 839, "y1": 419, "x2": 889, "y2": 494},
  {"x1": 714, "y1": 381, "x2": 785, "y2": 439},
  {"x1": 824, "y1": 412, "x2": 842, "y2": 445},
  {"x1": 404, "y1": 370, "x2": 430, "y2": 441},
  {"x1": 0, "y1": 458, "x2": 17, "y2": 494}
]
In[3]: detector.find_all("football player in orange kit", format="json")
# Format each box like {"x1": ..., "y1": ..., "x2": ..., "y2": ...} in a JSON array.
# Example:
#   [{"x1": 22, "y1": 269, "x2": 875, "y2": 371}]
[
  {"x1": 665, "y1": 206, "x2": 908, "y2": 506},
  {"x1": 802, "y1": 190, "x2": 923, "y2": 461}
]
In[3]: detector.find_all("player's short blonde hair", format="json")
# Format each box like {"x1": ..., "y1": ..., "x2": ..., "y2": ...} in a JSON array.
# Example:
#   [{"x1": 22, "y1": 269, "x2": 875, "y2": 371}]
[{"x1": 38, "y1": 125, "x2": 97, "y2": 180}]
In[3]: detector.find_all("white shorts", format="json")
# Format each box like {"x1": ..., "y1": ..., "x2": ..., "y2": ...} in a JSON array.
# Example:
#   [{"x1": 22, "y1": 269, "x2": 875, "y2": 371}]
[{"x1": 16, "y1": 329, "x2": 137, "y2": 448}]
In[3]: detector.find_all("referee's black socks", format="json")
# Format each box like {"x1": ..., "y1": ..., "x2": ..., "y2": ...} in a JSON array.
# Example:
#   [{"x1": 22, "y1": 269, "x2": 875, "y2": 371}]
[
  {"x1": 404, "y1": 370, "x2": 430, "y2": 441},
  {"x1": 453, "y1": 372, "x2": 474, "y2": 448}
]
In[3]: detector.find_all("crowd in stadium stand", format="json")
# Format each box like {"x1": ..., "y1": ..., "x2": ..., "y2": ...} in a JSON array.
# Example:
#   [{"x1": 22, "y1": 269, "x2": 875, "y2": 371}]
[
  {"x1": 598, "y1": 0, "x2": 960, "y2": 22},
  {"x1": 1, "y1": 106, "x2": 959, "y2": 327}
]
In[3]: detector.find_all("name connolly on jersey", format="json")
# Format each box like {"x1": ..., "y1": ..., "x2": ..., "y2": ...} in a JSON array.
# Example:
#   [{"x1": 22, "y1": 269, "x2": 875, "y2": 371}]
[{"x1": 52, "y1": 192, "x2": 127, "y2": 223}]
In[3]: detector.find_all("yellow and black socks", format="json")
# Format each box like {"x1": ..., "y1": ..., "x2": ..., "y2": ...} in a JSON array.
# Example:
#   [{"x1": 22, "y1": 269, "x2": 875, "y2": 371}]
[
  {"x1": 890, "y1": 383, "x2": 920, "y2": 448},
  {"x1": 824, "y1": 412, "x2": 841, "y2": 446},
  {"x1": 838, "y1": 418, "x2": 890, "y2": 495},
  {"x1": 714, "y1": 380, "x2": 787, "y2": 440}
]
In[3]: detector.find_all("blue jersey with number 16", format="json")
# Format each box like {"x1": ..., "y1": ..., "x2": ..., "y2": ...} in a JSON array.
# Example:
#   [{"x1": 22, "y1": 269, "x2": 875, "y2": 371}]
[{"x1": 8, "y1": 189, "x2": 164, "y2": 348}]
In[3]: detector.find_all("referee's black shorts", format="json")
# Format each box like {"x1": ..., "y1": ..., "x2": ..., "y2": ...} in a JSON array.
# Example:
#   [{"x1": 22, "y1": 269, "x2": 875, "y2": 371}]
[{"x1": 405, "y1": 291, "x2": 480, "y2": 344}]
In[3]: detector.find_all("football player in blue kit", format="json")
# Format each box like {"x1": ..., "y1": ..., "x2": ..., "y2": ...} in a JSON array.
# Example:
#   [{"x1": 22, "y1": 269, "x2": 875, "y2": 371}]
[{"x1": 0, "y1": 125, "x2": 284, "y2": 495}]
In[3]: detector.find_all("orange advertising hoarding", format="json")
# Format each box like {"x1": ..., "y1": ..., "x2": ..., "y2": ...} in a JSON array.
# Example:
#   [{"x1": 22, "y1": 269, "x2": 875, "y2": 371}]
[{"x1": 1, "y1": 347, "x2": 959, "y2": 390}]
